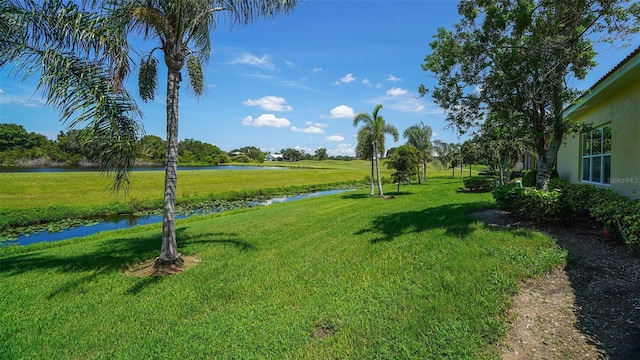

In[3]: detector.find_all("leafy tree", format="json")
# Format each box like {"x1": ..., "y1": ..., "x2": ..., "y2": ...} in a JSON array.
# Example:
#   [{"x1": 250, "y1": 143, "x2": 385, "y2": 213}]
[
  {"x1": 314, "y1": 147, "x2": 328, "y2": 161},
  {"x1": 232, "y1": 146, "x2": 265, "y2": 162},
  {"x1": 138, "y1": 135, "x2": 166, "y2": 163},
  {"x1": 178, "y1": 138, "x2": 225, "y2": 164},
  {"x1": 476, "y1": 115, "x2": 528, "y2": 185},
  {"x1": 1, "y1": 0, "x2": 143, "y2": 190},
  {"x1": 353, "y1": 104, "x2": 399, "y2": 198},
  {"x1": 386, "y1": 145, "x2": 420, "y2": 193},
  {"x1": 421, "y1": 0, "x2": 639, "y2": 190},
  {"x1": 0, "y1": 123, "x2": 47, "y2": 151},
  {"x1": 280, "y1": 147, "x2": 303, "y2": 161},
  {"x1": 403, "y1": 122, "x2": 433, "y2": 183},
  {"x1": 110, "y1": 0, "x2": 300, "y2": 267},
  {"x1": 460, "y1": 139, "x2": 481, "y2": 177}
]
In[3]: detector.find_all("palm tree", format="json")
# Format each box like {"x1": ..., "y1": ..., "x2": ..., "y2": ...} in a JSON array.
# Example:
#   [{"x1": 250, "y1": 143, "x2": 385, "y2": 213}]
[
  {"x1": 356, "y1": 126, "x2": 375, "y2": 196},
  {"x1": 0, "y1": 0, "x2": 142, "y2": 192},
  {"x1": 403, "y1": 122, "x2": 433, "y2": 184},
  {"x1": 433, "y1": 140, "x2": 461, "y2": 178},
  {"x1": 353, "y1": 104, "x2": 399, "y2": 198},
  {"x1": 109, "y1": 0, "x2": 300, "y2": 268}
]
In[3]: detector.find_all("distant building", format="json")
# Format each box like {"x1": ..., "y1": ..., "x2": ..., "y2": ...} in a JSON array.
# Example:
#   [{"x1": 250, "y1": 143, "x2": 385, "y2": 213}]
[
  {"x1": 558, "y1": 46, "x2": 640, "y2": 199},
  {"x1": 265, "y1": 153, "x2": 283, "y2": 161}
]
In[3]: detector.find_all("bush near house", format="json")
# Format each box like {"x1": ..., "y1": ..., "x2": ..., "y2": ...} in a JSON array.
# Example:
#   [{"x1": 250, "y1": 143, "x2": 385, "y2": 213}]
[
  {"x1": 463, "y1": 176, "x2": 496, "y2": 193},
  {"x1": 493, "y1": 181, "x2": 640, "y2": 249}
]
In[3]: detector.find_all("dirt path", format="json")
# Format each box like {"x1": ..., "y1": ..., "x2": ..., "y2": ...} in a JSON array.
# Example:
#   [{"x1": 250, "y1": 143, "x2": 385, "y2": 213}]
[{"x1": 472, "y1": 210, "x2": 640, "y2": 360}]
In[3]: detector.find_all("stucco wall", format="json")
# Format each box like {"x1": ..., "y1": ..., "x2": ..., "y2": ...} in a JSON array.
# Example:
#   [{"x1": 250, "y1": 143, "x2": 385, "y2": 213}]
[{"x1": 558, "y1": 79, "x2": 640, "y2": 199}]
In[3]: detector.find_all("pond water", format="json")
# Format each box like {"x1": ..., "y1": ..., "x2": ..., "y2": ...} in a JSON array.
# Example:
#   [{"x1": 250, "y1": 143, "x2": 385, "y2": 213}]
[
  {"x1": 0, "y1": 165, "x2": 286, "y2": 173},
  {"x1": 4, "y1": 189, "x2": 354, "y2": 246}
]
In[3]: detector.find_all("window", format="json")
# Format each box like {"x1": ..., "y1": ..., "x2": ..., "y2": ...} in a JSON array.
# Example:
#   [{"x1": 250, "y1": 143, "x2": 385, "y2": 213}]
[{"x1": 581, "y1": 126, "x2": 611, "y2": 184}]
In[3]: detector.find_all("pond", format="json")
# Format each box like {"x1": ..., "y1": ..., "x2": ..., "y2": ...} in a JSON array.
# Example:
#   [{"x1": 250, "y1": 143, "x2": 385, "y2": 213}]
[{"x1": 4, "y1": 189, "x2": 354, "y2": 247}]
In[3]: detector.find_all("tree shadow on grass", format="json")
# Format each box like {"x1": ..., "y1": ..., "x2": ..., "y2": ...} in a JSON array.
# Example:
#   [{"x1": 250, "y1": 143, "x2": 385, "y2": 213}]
[
  {"x1": 356, "y1": 202, "x2": 489, "y2": 243},
  {"x1": 340, "y1": 193, "x2": 372, "y2": 200},
  {"x1": 1, "y1": 227, "x2": 247, "y2": 296}
]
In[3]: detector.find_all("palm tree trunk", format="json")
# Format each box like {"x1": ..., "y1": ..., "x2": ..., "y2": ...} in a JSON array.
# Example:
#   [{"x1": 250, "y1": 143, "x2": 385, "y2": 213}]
[
  {"x1": 423, "y1": 160, "x2": 428, "y2": 182},
  {"x1": 369, "y1": 155, "x2": 375, "y2": 196},
  {"x1": 374, "y1": 143, "x2": 384, "y2": 198},
  {"x1": 157, "y1": 67, "x2": 183, "y2": 267}
]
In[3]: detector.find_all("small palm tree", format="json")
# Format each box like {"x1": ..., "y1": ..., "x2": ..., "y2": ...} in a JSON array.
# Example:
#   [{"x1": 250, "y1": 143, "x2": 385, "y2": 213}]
[
  {"x1": 109, "y1": 0, "x2": 300, "y2": 268},
  {"x1": 353, "y1": 104, "x2": 399, "y2": 198},
  {"x1": 403, "y1": 122, "x2": 433, "y2": 183}
]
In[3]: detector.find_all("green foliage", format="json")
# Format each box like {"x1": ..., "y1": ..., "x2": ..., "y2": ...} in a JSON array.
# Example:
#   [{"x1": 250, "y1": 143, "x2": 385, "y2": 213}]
[
  {"x1": 386, "y1": 144, "x2": 420, "y2": 190},
  {"x1": 186, "y1": 55, "x2": 204, "y2": 97},
  {"x1": 521, "y1": 170, "x2": 537, "y2": 187},
  {"x1": 138, "y1": 56, "x2": 158, "y2": 102},
  {"x1": 463, "y1": 176, "x2": 496, "y2": 193},
  {"x1": 0, "y1": 124, "x2": 48, "y2": 151},
  {"x1": 422, "y1": 0, "x2": 639, "y2": 189},
  {"x1": 494, "y1": 180, "x2": 640, "y2": 249},
  {"x1": 314, "y1": 147, "x2": 328, "y2": 160},
  {"x1": 493, "y1": 185, "x2": 568, "y2": 222},
  {"x1": 550, "y1": 181, "x2": 640, "y2": 249}
]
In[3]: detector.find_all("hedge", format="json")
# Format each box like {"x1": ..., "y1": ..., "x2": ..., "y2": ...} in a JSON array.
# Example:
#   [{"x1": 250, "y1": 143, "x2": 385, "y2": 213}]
[
  {"x1": 463, "y1": 176, "x2": 496, "y2": 193},
  {"x1": 493, "y1": 181, "x2": 640, "y2": 249}
]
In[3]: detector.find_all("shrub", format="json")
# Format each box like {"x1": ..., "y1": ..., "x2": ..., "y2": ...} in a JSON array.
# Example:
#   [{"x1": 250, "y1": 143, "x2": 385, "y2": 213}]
[
  {"x1": 492, "y1": 185, "x2": 569, "y2": 222},
  {"x1": 463, "y1": 176, "x2": 496, "y2": 193},
  {"x1": 494, "y1": 180, "x2": 640, "y2": 249}
]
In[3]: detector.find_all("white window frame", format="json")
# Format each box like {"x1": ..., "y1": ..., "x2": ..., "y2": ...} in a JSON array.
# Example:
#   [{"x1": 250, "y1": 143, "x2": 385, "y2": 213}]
[{"x1": 581, "y1": 125, "x2": 611, "y2": 185}]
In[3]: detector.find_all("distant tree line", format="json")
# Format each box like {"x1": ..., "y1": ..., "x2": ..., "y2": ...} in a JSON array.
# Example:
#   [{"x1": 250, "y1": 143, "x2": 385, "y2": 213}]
[{"x1": 0, "y1": 123, "x2": 351, "y2": 167}]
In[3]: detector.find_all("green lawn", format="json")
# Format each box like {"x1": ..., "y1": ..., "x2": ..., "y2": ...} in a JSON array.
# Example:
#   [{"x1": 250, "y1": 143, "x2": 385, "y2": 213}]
[
  {"x1": 0, "y1": 160, "x2": 378, "y2": 209},
  {"x1": 0, "y1": 178, "x2": 565, "y2": 359}
]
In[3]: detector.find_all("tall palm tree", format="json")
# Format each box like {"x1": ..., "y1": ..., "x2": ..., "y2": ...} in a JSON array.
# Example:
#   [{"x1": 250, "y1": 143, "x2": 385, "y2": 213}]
[
  {"x1": 403, "y1": 122, "x2": 433, "y2": 184},
  {"x1": 353, "y1": 104, "x2": 399, "y2": 198},
  {"x1": 356, "y1": 125, "x2": 375, "y2": 196},
  {"x1": 109, "y1": 0, "x2": 300, "y2": 268},
  {"x1": 0, "y1": 0, "x2": 142, "y2": 192}
]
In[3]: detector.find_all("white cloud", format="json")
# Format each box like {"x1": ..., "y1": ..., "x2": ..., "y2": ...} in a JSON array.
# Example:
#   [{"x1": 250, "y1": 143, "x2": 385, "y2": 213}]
[
  {"x1": 230, "y1": 53, "x2": 274, "y2": 70},
  {"x1": 336, "y1": 73, "x2": 356, "y2": 84},
  {"x1": 330, "y1": 105, "x2": 355, "y2": 118},
  {"x1": 329, "y1": 143, "x2": 355, "y2": 156},
  {"x1": 243, "y1": 96, "x2": 292, "y2": 112},
  {"x1": 312, "y1": 67, "x2": 323, "y2": 73},
  {"x1": 0, "y1": 88, "x2": 4, "y2": 94},
  {"x1": 362, "y1": 78, "x2": 371, "y2": 86},
  {"x1": 386, "y1": 87, "x2": 408, "y2": 96},
  {"x1": 242, "y1": 114, "x2": 291, "y2": 128},
  {"x1": 305, "y1": 121, "x2": 327, "y2": 128},
  {"x1": 291, "y1": 125, "x2": 325, "y2": 134},
  {"x1": 387, "y1": 74, "x2": 403, "y2": 82},
  {"x1": 325, "y1": 134, "x2": 344, "y2": 142}
]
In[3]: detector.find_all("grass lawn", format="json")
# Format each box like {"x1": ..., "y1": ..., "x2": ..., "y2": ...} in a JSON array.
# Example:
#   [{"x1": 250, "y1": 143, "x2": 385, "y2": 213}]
[
  {"x1": 0, "y1": 177, "x2": 565, "y2": 359},
  {"x1": 0, "y1": 160, "x2": 380, "y2": 209}
]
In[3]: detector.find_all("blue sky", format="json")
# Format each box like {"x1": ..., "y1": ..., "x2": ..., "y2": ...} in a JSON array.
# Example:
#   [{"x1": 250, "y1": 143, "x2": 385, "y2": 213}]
[{"x1": 1, "y1": 0, "x2": 638, "y2": 156}]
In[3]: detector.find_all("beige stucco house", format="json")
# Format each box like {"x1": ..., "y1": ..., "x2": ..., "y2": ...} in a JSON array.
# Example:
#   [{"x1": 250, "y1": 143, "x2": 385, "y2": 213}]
[{"x1": 557, "y1": 46, "x2": 640, "y2": 200}]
